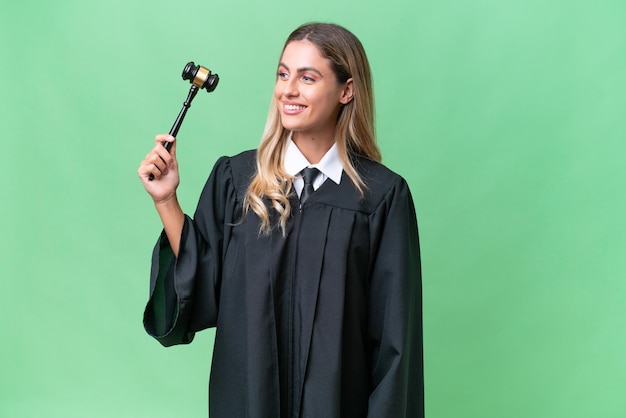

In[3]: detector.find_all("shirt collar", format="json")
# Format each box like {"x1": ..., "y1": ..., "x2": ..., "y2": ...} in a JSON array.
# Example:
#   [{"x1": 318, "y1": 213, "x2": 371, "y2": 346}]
[{"x1": 284, "y1": 136, "x2": 344, "y2": 184}]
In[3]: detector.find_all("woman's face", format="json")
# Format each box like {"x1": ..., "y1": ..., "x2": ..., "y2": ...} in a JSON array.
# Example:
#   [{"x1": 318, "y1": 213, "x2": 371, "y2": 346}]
[{"x1": 274, "y1": 40, "x2": 353, "y2": 142}]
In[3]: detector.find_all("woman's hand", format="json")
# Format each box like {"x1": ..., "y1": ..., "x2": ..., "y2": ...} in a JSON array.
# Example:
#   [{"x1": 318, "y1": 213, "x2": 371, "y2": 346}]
[
  {"x1": 138, "y1": 134, "x2": 185, "y2": 255},
  {"x1": 138, "y1": 134, "x2": 180, "y2": 204}
]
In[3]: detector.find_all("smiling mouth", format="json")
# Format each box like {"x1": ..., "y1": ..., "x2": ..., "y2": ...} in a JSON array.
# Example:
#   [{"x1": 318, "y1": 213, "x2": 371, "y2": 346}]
[{"x1": 284, "y1": 104, "x2": 307, "y2": 112}]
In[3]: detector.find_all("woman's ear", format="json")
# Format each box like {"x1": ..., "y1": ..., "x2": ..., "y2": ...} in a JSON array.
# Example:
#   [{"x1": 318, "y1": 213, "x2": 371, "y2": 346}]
[{"x1": 339, "y1": 78, "x2": 354, "y2": 104}]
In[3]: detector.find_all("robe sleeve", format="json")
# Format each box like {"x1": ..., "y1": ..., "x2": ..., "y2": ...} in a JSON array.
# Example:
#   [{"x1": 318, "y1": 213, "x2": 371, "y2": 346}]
[
  {"x1": 367, "y1": 177, "x2": 424, "y2": 417},
  {"x1": 143, "y1": 156, "x2": 237, "y2": 347}
]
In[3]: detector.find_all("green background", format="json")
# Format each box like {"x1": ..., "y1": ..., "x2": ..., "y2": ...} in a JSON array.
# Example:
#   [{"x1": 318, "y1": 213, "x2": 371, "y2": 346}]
[{"x1": 1, "y1": 0, "x2": 624, "y2": 416}]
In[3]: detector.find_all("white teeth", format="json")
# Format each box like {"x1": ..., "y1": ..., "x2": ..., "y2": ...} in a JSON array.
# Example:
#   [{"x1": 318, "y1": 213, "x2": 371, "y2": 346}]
[{"x1": 285, "y1": 104, "x2": 306, "y2": 111}]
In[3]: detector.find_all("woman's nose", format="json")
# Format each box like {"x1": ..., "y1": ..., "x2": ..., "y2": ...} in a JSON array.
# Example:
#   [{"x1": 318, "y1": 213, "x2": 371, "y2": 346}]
[{"x1": 283, "y1": 78, "x2": 298, "y2": 97}]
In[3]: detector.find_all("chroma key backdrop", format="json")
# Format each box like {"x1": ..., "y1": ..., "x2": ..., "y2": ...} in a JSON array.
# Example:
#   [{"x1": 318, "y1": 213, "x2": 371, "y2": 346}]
[{"x1": 1, "y1": 0, "x2": 625, "y2": 417}]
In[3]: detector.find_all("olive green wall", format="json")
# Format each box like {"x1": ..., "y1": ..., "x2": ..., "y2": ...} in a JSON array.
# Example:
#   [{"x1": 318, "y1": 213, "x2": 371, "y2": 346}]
[{"x1": 1, "y1": 0, "x2": 624, "y2": 416}]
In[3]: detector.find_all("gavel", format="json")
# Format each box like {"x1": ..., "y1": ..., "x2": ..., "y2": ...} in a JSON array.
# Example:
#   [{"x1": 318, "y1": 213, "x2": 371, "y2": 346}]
[{"x1": 149, "y1": 61, "x2": 219, "y2": 181}]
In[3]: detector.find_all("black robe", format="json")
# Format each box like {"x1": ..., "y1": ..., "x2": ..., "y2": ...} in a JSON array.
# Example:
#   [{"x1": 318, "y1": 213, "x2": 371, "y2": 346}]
[{"x1": 143, "y1": 150, "x2": 423, "y2": 417}]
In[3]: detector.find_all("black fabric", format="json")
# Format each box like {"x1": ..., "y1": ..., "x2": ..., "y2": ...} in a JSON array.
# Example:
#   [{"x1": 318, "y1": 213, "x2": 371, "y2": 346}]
[{"x1": 143, "y1": 150, "x2": 424, "y2": 418}]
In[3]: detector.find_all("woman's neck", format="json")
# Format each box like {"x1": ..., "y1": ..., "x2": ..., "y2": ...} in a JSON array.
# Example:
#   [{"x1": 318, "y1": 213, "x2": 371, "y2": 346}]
[{"x1": 292, "y1": 132, "x2": 335, "y2": 164}]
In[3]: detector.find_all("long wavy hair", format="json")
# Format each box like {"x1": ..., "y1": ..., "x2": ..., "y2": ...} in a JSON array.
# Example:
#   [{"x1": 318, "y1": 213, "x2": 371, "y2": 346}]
[{"x1": 243, "y1": 22, "x2": 381, "y2": 235}]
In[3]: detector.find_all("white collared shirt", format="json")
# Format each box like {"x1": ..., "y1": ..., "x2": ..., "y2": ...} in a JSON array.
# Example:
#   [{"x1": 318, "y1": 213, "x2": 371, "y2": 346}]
[{"x1": 283, "y1": 138, "x2": 344, "y2": 198}]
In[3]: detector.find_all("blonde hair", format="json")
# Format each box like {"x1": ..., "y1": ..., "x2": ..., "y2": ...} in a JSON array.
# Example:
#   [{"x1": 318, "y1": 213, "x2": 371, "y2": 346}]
[{"x1": 243, "y1": 23, "x2": 381, "y2": 235}]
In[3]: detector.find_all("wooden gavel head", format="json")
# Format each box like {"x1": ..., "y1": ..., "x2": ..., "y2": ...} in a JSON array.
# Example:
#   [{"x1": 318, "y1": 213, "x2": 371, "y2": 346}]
[{"x1": 182, "y1": 61, "x2": 219, "y2": 92}]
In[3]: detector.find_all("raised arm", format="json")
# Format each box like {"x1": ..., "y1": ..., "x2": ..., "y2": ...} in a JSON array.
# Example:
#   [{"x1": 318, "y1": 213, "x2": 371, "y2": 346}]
[{"x1": 138, "y1": 134, "x2": 185, "y2": 256}]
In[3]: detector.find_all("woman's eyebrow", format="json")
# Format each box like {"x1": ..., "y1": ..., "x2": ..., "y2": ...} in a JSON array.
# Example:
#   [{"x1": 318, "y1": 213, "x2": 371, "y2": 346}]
[{"x1": 278, "y1": 62, "x2": 324, "y2": 77}]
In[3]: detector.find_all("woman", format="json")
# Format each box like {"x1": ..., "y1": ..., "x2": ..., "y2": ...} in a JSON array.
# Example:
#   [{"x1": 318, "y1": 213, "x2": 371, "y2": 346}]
[{"x1": 138, "y1": 22, "x2": 423, "y2": 417}]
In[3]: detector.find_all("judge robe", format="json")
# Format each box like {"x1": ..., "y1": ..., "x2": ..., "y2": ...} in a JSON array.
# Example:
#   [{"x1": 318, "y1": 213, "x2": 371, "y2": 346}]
[{"x1": 143, "y1": 150, "x2": 423, "y2": 417}]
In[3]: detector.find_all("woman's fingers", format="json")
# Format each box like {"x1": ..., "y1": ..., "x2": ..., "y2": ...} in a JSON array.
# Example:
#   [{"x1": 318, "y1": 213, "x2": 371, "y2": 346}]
[
  {"x1": 149, "y1": 152, "x2": 168, "y2": 177},
  {"x1": 138, "y1": 134, "x2": 178, "y2": 182},
  {"x1": 138, "y1": 149, "x2": 166, "y2": 179},
  {"x1": 155, "y1": 134, "x2": 177, "y2": 157},
  {"x1": 150, "y1": 136, "x2": 177, "y2": 175}
]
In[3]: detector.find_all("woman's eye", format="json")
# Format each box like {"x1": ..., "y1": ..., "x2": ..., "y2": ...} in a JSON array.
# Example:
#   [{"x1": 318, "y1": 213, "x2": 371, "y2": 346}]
[
  {"x1": 301, "y1": 75, "x2": 315, "y2": 83},
  {"x1": 277, "y1": 72, "x2": 289, "y2": 80}
]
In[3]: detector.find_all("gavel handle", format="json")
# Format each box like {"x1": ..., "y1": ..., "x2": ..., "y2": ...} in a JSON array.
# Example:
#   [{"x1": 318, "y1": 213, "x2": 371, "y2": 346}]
[{"x1": 149, "y1": 85, "x2": 200, "y2": 180}]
